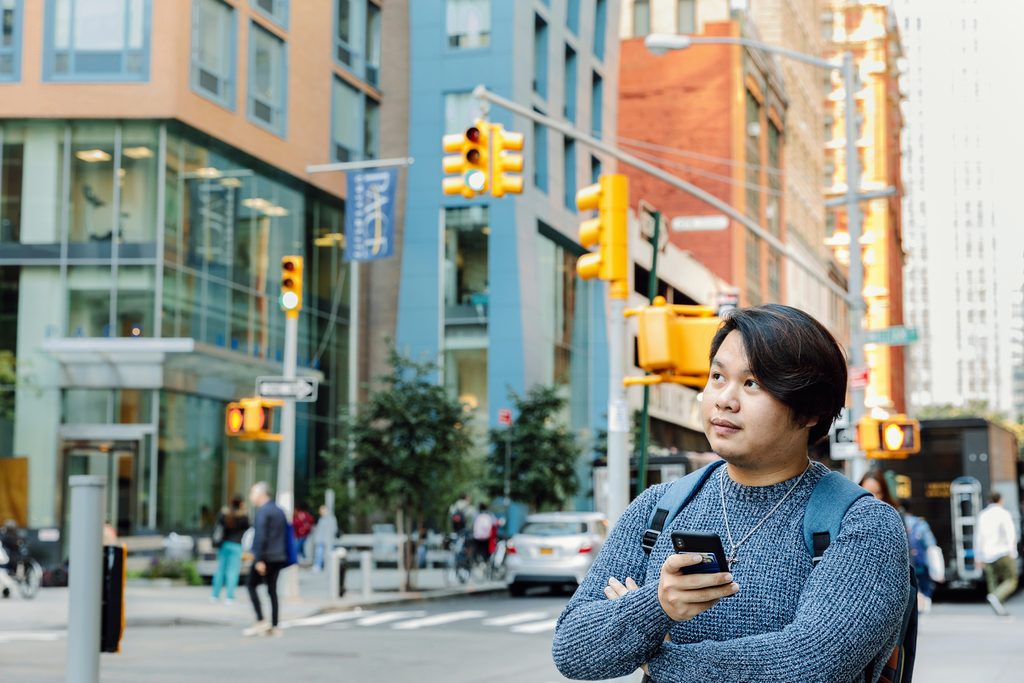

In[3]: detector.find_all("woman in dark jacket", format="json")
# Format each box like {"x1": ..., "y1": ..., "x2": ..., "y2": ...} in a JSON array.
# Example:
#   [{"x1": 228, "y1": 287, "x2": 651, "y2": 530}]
[{"x1": 211, "y1": 496, "x2": 250, "y2": 604}]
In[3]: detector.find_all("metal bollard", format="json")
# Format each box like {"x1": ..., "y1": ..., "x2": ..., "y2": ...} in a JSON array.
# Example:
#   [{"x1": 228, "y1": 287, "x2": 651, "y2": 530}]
[
  {"x1": 66, "y1": 475, "x2": 106, "y2": 683},
  {"x1": 360, "y1": 550, "x2": 372, "y2": 598},
  {"x1": 327, "y1": 547, "x2": 348, "y2": 600}
]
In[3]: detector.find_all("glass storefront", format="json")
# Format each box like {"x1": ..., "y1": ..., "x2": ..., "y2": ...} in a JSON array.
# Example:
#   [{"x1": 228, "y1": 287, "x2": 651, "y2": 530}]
[{"x1": 0, "y1": 118, "x2": 351, "y2": 532}]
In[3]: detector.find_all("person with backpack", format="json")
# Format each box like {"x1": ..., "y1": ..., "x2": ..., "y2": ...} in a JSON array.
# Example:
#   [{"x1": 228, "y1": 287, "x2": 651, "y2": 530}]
[
  {"x1": 211, "y1": 495, "x2": 250, "y2": 604},
  {"x1": 243, "y1": 482, "x2": 289, "y2": 637},
  {"x1": 552, "y1": 304, "x2": 914, "y2": 683},
  {"x1": 899, "y1": 498, "x2": 944, "y2": 613}
]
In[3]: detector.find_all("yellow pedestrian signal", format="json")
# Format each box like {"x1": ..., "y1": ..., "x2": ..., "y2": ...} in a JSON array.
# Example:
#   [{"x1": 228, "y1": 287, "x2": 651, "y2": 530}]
[
  {"x1": 576, "y1": 174, "x2": 629, "y2": 299},
  {"x1": 442, "y1": 121, "x2": 489, "y2": 198},
  {"x1": 225, "y1": 397, "x2": 284, "y2": 441},
  {"x1": 859, "y1": 415, "x2": 920, "y2": 458},
  {"x1": 490, "y1": 123, "x2": 524, "y2": 197},
  {"x1": 624, "y1": 297, "x2": 720, "y2": 388},
  {"x1": 281, "y1": 255, "x2": 303, "y2": 317}
]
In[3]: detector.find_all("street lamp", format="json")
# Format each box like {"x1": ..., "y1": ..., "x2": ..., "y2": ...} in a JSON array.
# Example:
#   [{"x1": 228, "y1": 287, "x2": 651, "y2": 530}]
[{"x1": 644, "y1": 33, "x2": 873, "y2": 482}]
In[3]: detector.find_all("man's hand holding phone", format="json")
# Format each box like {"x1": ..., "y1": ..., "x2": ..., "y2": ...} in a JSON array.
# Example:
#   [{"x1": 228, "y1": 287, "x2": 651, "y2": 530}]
[{"x1": 658, "y1": 553, "x2": 739, "y2": 622}]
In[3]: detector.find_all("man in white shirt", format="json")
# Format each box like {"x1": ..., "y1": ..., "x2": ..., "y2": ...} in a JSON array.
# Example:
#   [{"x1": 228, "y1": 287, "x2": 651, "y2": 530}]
[
  {"x1": 472, "y1": 502, "x2": 496, "y2": 564},
  {"x1": 976, "y1": 492, "x2": 1019, "y2": 616}
]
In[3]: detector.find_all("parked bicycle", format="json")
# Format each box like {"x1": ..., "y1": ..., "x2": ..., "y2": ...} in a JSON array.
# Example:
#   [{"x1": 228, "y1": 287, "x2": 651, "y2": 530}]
[
  {"x1": 0, "y1": 523, "x2": 42, "y2": 599},
  {"x1": 445, "y1": 531, "x2": 507, "y2": 584}
]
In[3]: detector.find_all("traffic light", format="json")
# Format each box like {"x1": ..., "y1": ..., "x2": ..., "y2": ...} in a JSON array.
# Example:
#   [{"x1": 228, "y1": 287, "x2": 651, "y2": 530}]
[
  {"x1": 225, "y1": 397, "x2": 283, "y2": 441},
  {"x1": 576, "y1": 174, "x2": 629, "y2": 299},
  {"x1": 490, "y1": 123, "x2": 524, "y2": 198},
  {"x1": 281, "y1": 255, "x2": 303, "y2": 317},
  {"x1": 101, "y1": 544, "x2": 126, "y2": 653},
  {"x1": 624, "y1": 297, "x2": 721, "y2": 388},
  {"x1": 442, "y1": 121, "x2": 489, "y2": 198},
  {"x1": 858, "y1": 415, "x2": 921, "y2": 458}
]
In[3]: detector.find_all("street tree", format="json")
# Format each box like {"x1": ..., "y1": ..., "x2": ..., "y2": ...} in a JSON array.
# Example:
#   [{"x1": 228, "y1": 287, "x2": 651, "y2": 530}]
[
  {"x1": 319, "y1": 347, "x2": 477, "y2": 590},
  {"x1": 486, "y1": 385, "x2": 580, "y2": 511}
]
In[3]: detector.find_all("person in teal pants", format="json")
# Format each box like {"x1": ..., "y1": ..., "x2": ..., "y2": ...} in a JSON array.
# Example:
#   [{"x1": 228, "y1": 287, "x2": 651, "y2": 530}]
[{"x1": 212, "y1": 496, "x2": 250, "y2": 603}]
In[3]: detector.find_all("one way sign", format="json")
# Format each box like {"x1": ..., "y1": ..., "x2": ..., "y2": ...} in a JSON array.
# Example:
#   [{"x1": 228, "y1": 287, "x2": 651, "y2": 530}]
[{"x1": 256, "y1": 376, "x2": 319, "y2": 402}]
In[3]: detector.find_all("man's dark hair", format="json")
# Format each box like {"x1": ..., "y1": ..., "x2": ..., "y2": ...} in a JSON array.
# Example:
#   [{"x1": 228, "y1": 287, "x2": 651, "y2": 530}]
[
  {"x1": 991, "y1": 492, "x2": 1003, "y2": 504},
  {"x1": 709, "y1": 304, "x2": 847, "y2": 445}
]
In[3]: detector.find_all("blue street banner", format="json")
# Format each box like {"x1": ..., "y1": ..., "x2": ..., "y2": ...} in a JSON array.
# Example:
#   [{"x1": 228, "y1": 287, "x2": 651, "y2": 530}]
[{"x1": 344, "y1": 167, "x2": 397, "y2": 262}]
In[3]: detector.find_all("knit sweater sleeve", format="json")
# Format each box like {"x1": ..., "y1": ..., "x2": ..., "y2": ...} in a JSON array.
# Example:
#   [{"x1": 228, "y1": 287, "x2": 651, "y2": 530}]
[
  {"x1": 552, "y1": 484, "x2": 674, "y2": 680},
  {"x1": 646, "y1": 497, "x2": 911, "y2": 683}
]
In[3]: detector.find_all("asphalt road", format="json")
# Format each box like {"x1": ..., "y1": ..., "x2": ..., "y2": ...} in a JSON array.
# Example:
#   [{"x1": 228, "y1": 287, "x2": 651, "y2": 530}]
[{"x1": 4, "y1": 589, "x2": 1024, "y2": 682}]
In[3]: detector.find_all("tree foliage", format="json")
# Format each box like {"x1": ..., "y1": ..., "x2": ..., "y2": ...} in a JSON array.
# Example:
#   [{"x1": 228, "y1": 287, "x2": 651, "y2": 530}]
[{"x1": 486, "y1": 385, "x2": 580, "y2": 511}]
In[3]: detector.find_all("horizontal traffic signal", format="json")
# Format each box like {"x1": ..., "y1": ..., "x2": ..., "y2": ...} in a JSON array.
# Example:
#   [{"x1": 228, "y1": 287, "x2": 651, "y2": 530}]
[
  {"x1": 858, "y1": 415, "x2": 921, "y2": 458},
  {"x1": 225, "y1": 397, "x2": 284, "y2": 441}
]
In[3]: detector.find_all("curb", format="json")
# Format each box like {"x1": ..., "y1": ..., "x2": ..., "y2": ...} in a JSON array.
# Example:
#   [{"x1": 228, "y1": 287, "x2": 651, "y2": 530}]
[{"x1": 313, "y1": 583, "x2": 508, "y2": 615}]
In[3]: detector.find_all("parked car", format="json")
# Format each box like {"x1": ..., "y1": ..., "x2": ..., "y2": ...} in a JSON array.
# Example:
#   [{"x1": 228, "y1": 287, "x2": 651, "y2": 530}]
[{"x1": 505, "y1": 512, "x2": 609, "y2": 596}]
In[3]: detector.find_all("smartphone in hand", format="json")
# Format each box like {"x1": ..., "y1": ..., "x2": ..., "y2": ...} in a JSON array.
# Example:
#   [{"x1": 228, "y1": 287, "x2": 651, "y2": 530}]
[{"x1": 671, "y1": 531, "x2": 729, "y2": 575}]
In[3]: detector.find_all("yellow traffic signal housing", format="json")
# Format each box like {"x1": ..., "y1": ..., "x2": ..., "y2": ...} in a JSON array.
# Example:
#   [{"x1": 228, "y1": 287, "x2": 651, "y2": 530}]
[
  {"x1": 281, "y1": 255, "x2": 303, "y2": 317},
  {"x1": 490, "y1": 123, "x2": 524, "y2": 197},
  {"x1": 575, "y1": 174, "x2": 629, "y2": 299},
  {"x1": 624, "y1": 297, "x2": 720, "y2": 388},
  {"x1": 859, "y1": 415, "x2": 921, "y2": 458},
  {"x1": 442, "y1": 121, "x2": 489, "y2": 198},
  {"x1": 226, "y1": 398, "x2": 283, "y2": 441}
]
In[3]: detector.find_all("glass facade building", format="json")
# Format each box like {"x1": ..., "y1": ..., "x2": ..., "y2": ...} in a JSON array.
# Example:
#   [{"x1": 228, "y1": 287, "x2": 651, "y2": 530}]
[{"x1": 0, "y1": 119, "x2": 351, "y2": 533}]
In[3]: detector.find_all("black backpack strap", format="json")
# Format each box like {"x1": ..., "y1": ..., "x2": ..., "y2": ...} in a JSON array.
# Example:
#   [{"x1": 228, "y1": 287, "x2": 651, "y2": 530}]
[{"x1": 642, "y1": 460, "x2": 726, "y2": 555}]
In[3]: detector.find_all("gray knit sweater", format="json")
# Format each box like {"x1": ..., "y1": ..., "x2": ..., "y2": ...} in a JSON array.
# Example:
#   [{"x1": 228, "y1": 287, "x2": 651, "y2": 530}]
[{"x1": 552, "y1": 462, "x2": 911, "y2": 682}]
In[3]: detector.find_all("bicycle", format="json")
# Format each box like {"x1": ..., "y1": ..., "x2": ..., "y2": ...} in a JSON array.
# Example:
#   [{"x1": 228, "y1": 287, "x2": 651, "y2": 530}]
[
  {"x1": 0, "y1": 541, "x2": 42, "y2": 599},
  {"x1": 446, "y1": 531, "x2": 475, "y2": 584}
]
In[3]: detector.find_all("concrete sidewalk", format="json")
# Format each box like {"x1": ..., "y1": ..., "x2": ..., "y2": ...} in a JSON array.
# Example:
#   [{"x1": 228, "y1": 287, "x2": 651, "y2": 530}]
[{"x1": 0, "y1": 567, "x2": 505, "y2": 633}]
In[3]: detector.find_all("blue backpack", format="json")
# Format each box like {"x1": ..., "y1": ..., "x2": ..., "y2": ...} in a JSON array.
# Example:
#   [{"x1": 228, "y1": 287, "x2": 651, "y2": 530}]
[{"x1": 641, "y1": 460, "x2": 918, "y2": 683}]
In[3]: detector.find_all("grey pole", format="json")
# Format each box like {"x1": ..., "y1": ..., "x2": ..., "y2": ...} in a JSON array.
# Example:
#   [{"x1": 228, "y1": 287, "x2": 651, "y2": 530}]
[
  {"x1": 279, "y1": 312, "x2": 299, "y2": 597},
  {"x1": 842, "y1": 52, "x2": 869, "y2": 483},
  {"x1": 66, "y1": 475, "x2": 106, "y2": 683},
  {"x1": 503, "y1": 430, "x2": 512, "y2": 501},
  {"x1": 606, "y1": 297, "x2": 630, "y2": 524}
]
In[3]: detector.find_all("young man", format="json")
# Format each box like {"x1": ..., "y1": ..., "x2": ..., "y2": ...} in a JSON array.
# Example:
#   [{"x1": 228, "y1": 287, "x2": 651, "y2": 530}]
[
  {"x1": 977, "y1": 492, "x2": 1019, "y2": 616},
  {"x1": 244, "y1": 481, "x2": 289, "y2": 637},
  {"x1": 553, "y1": 305, "x2": 911, "y2": 682}
]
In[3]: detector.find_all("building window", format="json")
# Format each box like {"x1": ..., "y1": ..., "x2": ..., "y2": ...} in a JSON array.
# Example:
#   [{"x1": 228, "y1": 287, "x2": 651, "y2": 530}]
[
  {"x1": 633, "y1": 0, "x2": 650, "y2": 37},
  {"x1": 744, "y1": 90, "x2": 761, "y2": 222},
  {"x1": 250, "y1": 0, "x2": 287, "y2": 29},
  {"x1": 767, "y1": 251, "x2": 780, "y2": 302},
  {"x1": 331, "y1": 76, "x2": 363, "y2": 161},
  {"x1": 537, "y1": 235, "x2": 583, "y2": 386},
  {"x1": 444, "y1": 205, "x2": 489, "y2": 324},
  {"x1": 567, "y1": 0, "x2": 579, "y2": 35},
  {"x1": 591, "y1": 71, "x2": 603, "y2": 138},
  {"x1": 247, "y1": 23, "x2": 287, "y2": 136},
  {"x1": 594, "y1": 0, "x2": 606, "y2": 60},
  {"x1": 191, "y1": 0, "x2": 236, "y2": 109},
  {"x1": 364, "y1": 96, "x2": 379, "y2": 160},
  {"x1": 677, "y1": 0, "x2": 695, "y2": 34},
  {"x1": 564, "y1": 46, "x2": 577, "y2": 122},
  {"x1": 446, "y1": 0, "x2": 490, "y2": 50},
  {"x1": 534, "y1": 14, "x2": 548, "y2": 98},
  {"x1": 591, "y1": 154, "x2": 601, "y2": 184},
  {"x1": 365, "y1": 1, "x2": 381, "y2": 87},
  {"x1": 746, "y1": 237, "x2": 761, "y2": 305},
  {"x1": 334, "y1": 0, "x2": 354, "y2": 66},
  {"x1": 767, "y1": 120, "x2": 781, "y2": 236},
  {"x1": 45, "y1": 0, "x2": 151, "y2": 81},
  {"x1": 0, "y1": 124, "x2": 24, "y2": 243},
  {"x1": 534, "y1": 117, "x2": 548, "y2": 193},
  {"x1": 0, "y1": 0, "x2": 22, "y2": 82},
  {"x1": 563, "y1": 138, "x2": 576, "y2": 210}
]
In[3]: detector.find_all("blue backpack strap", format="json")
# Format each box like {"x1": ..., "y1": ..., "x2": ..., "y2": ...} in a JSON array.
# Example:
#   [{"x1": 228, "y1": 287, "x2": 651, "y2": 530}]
[
  {"x1": 803, "y1": 471, "x2": 871, "y2": 566},
  {"x1": 642, "y1": 460, "x2": 727, "y2": 555}
]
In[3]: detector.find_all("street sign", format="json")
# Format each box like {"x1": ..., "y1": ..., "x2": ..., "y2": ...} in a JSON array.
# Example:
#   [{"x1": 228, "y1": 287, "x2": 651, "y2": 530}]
[
  {"x1": 670, "y1": 214, "x2": 729, "y2": 232},
  {"x1": 497, "y1": 408, "x2": 513, "y2": 426},
  {"x1": 256, "y1": 376, "x2": 319, "y2": 402},
  {"x1": 864, "y1": 326, "x2": 919, "y2": 346},
  {"x1": 849, "y1": 366, "x2": 870, "y2": 389}
]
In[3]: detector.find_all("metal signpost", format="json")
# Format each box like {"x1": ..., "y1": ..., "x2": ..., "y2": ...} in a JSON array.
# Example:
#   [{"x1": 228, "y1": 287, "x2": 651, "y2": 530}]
[
  {"x1": 498, "y1": 408, "x2": 513, "y2": 500},
  {"x1": 257, "y1": 376, "x2": 319, "y2": 402}
]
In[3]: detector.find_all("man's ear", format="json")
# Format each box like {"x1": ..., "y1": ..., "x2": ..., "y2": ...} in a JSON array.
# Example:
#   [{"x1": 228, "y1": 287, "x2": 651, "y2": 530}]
[{"x1": 798, "y1": 415, "x2": 819, "y2": 430}]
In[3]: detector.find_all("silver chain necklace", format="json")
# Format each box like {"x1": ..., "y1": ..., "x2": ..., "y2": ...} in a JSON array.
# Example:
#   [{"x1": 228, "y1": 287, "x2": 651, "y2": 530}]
[{"x1": 719, "y1": 461, "x2": 811, "y2": 568}]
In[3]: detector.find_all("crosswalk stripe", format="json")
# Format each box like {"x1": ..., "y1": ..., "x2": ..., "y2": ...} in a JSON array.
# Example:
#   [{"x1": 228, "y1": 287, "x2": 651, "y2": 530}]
[
  {"x1": 281, "y1": 611, "x2": 374, "y2": 629},
  {"x1": 0, "y1": 632, "x2": 64, "y2": 644},
  {"x1": 481, "y1": 611, "x2": 551, "y2": 626},
  {"x1": 391, "y1": 610, "x2": 488, "y2": 630},
  {"x1": 509, "y1": 618, "x2": 559, "y2": 634},
  {"x1": 356, "y1": 610, "x2": 427, "y2": 626}
]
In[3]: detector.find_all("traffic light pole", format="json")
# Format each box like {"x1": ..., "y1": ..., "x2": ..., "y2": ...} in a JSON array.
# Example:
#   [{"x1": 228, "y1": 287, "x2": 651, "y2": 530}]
[
  {"x1": 635, "y1": 211, "x2": 661, "y2": 497},
  {"x1": 607, "y1": 292, "x2": 630, "y2": 524},
  {"x1": 278, "y1": 312, "x2": 299, "y2": 597}
]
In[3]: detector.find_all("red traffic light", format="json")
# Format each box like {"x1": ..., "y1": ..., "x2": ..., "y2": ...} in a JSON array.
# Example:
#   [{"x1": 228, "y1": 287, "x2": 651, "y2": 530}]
[
  {"x1": 466, "y1": 126, "x2": 481, "y2": 143},
  {"x1": 283, "y1": 260, "x2": 296, "y2": 272},
  {"x1": 466, "y1": 148, "x2": 481, "y2": 164}
]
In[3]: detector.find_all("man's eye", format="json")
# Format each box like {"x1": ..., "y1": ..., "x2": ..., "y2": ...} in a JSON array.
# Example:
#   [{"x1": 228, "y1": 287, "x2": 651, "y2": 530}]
[
  {"x1": 745, "y1": 379, "x2": 759, "y2": 389},
  {"x1": 711, "y1": 372, "x2": 723, "y2": 381}
]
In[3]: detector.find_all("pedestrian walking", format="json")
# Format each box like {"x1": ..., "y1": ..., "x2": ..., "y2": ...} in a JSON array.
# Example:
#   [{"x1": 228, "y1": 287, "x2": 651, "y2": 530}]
[
  {"x1": 211, "y1": 495, "x2": 250, "y2": 604},
  {"x1": 449, "y1": 493, "x2": 473, "y2": 534},
  {"x1": 552, "y1": 305, "x2": 914, "y2": 682},
  {"x1": 472, "y1": 502, "x2": 496, "y2": 564},
  {"x1": 312, "y1": 504, "x2": 338, "y2": 572},
  {"x1": 899, "y1": 498, "x2": 944, "y2": 613},
  {"x1": 977, "y1": 491, "x2": 1019, "y2": 616},
  {"x1": 292, "y1": 503, "x2": 315, "y2": 564},
  {"x1": 243, "y1": 482, "x2": 288, "y2": 637}
]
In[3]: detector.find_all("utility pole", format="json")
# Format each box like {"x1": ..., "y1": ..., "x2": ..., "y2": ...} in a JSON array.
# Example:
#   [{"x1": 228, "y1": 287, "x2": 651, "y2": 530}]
[{"x1": 635, "y1": 210, "x2": 661, "y2": 497}]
